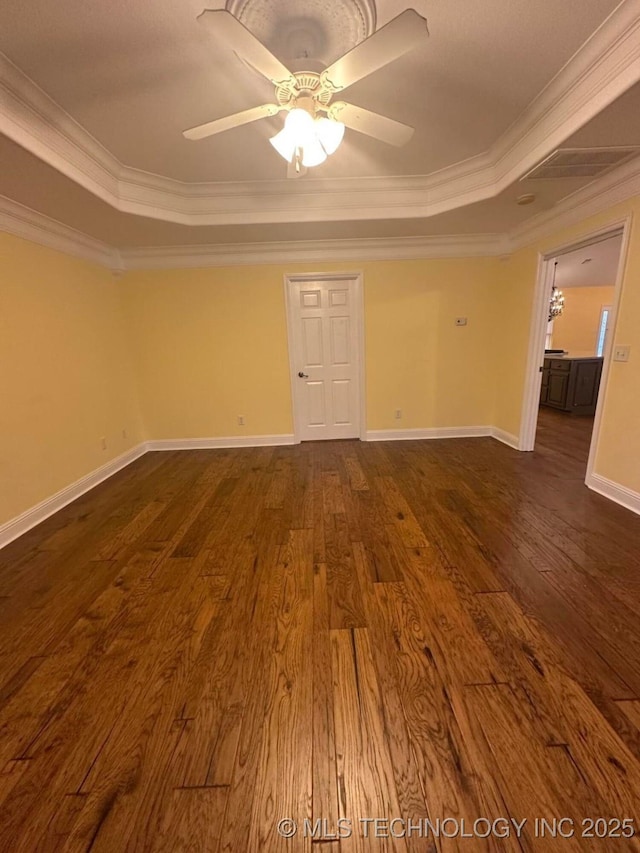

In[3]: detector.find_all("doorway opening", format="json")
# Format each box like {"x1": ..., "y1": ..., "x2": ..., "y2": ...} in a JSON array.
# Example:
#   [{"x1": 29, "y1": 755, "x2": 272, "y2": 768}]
[
  {"x1": 520, "y1": 221, "x2": 630, "y2": 481},
  {"x1": 284, "y1": 272, "x2": 366, "y2": 442}
]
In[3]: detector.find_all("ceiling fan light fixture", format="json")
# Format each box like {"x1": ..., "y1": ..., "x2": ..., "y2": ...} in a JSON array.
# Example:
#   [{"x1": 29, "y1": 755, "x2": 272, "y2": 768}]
[
  {"x1": 270, "y1": 108, "x2": 344, "y2": 168},
  {"x1": 315, "y1": 117, "x2": 345, "y2": 155}
]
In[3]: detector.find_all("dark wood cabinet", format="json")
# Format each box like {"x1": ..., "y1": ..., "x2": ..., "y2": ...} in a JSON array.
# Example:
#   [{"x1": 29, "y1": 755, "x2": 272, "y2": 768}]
[{"x1": 540, "y1": 356, "x2": 603, "y2": 415}]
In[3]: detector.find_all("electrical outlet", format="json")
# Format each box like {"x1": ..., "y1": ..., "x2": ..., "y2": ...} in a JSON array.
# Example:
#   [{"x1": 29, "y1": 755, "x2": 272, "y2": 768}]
[
  {"x1": 100, "y1": 437, "x2": 107, "y2": 450},
  {"x1": 238, "y1": 415, "x2": 245, "y2": 426},
  {"x1": 455, "y1": 317, "x2": 468, "y2": 326},
  {"x1": 395, "y1": 409, "x2": 402, "y2": 420},
  {"x1": 613, "y1": 345, "x2": 630, "y2": 362}
]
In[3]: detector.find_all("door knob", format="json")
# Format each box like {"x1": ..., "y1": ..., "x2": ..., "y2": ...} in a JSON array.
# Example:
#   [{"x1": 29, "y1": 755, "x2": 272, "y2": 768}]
[{"x1": 298, "y1": 371, "x2": 309, "y2": 378}]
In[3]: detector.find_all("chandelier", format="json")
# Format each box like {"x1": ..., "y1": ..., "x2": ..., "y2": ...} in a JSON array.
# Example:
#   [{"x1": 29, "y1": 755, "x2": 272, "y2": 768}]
[{"x1": 548, "y1": 261, "x2": 565, "y2": 321}]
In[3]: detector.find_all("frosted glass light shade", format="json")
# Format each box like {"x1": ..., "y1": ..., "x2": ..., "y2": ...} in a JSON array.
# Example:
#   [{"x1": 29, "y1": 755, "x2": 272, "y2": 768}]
[
  {"x1": 300, "y1": 134, "x2": 327, "y2": 167},
  {"x1": 286, "y1": 108, "x2": 315, "y2": 138},
  {"x1": 269, "y1": 127, "x2": 296, "y2": 162},
  {"x1": 270, "y1": 108, "x2": 316, "y2": 162},
  {"x1": 316, "y1": 117, "x2": 345, "y2": 155}
]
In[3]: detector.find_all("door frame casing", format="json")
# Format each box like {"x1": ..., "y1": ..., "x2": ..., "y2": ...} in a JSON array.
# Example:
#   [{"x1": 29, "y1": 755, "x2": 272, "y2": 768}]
[
  {"x1": 519, "y1": 216, "x2": 632, "y2": 485},
  {"x1": 284, "y1": 271, "x2": 366, "y2": 444}
]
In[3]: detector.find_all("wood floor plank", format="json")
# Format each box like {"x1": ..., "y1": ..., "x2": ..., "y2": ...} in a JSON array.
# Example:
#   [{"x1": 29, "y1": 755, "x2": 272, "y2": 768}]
[
  {"x1": 617, "y1": 701, "x2": 640, "y2": 733},
  {"x1": 247, "y1": 528, "x2": 313, "y2": 852},
  {"x1": 350, "y1": 547, "x2": 439, "y2": 853},
  {"x1": 343, "y1": 454, "x2": 369, "y2": 492},
  {"x1": 400, "y1": 546, "x2": 505, "y2": 687},
  {"x1": 324, "y1": 513, "x2": 367, "y2": 630},
  {"x1": 331, "y1": 627, "x2": 409, "y2": 853},
  {"x1": 312, "y1": 562, "x2": 340, "y2": 830}
]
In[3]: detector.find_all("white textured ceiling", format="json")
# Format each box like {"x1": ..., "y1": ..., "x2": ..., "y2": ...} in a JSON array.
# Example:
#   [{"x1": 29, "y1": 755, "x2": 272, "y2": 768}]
[
  {"x1": 555, "y1": 234, "x2": 624, "y2": 288},
  {"x1": 0, "y1": 0, "x2": 623, "y2": 182}
]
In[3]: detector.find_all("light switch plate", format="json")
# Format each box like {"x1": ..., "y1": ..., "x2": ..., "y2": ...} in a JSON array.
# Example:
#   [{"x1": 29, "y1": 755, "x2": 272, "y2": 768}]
[
  {"x1": 613, "y1": 345, "x2": 630, "y2": 362},
  {"x1": 455, "y1": 317, "x2": 468, "y2": 326}
]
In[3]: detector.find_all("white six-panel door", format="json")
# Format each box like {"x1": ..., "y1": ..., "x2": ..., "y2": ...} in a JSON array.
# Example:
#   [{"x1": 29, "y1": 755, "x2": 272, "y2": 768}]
[{"x1": 286, "y1": 275, "x2": 363, "y2": 441}]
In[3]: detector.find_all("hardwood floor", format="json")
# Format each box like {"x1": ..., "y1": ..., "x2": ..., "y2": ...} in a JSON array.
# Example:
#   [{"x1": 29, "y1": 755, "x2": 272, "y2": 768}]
[
  {"x1": 535, "y1": 406, "x2": 595, "y2": 474},
  {"x1": 1, "y1": 430, "x2": 639, "y2": 851}
]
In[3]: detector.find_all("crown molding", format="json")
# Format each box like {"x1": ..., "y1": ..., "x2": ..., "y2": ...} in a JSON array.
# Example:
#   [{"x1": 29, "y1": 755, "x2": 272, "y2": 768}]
[
  {"x1": 1, "y1": 0, "x2": 640, "y2": 226},
  {"x1": 508, "y1": 152, "x2": 640, "y2": 250},
  {"x1": 121, "y1": 233, "x2": 508, "y2": 270},
  {"x1": 0, "y1": 195, "x2": 120, "y2": 268},
  {"x1": 3, "y1": 152, "x2": 640, "y2": 271},
  {"x1": 0, "y1": 53, "x2": 119, "y2": 204}
]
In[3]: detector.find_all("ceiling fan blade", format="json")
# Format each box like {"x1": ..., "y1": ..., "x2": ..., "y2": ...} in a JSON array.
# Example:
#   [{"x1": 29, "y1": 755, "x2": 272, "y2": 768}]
[
  {"x1": 321, "y1": 9, "x2": 428, "y2": 93},
  {"x1": 197, "y1": 10, "x2": 297, "y2": 88},
  {"x1": 329, "y1": 102, "x2": 414, "y2": 147},
  {"x1": 183, "y1": 104, "x2": 282, "y2": 140}
]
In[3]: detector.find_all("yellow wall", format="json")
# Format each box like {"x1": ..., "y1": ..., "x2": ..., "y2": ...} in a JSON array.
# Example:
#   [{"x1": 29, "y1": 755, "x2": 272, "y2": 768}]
[
  {"x1": 0, "y1": 232, "x2": 144, "y2": 526},
  {"x1": 122, "y1": 258, "x2": 499, "y2": 439},
  {"x1": 551, "y1": 285, "x2": 615, "y2": 356},
  {"x1": 362, "y1": 258, "x2": 497, "y2": 430},
  {"x1": 121, "y1": 266, "x2": 293, "y2": 438},
  {"x1": 494, "y1": 196, "x2": 640, "y2": 494},
  {"x1": 493, "y1": 247, "x2": 539, "y2": 439}
]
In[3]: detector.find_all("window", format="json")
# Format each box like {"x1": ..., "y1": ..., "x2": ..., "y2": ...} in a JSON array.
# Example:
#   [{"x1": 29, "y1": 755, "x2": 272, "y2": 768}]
[{"x1": 596, "y1": 305, "x2": 612, "y2": 357}]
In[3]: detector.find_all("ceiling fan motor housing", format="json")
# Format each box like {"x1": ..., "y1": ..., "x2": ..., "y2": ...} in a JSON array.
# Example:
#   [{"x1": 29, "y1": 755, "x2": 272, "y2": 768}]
[{"x1": 275, "y1": 72, "x2": 333, "y2": 113}]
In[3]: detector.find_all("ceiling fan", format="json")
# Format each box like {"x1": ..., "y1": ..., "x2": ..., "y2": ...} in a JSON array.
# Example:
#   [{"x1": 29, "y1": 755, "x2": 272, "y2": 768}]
[{"x1": 183, "y1": 8, "x2": 429, "y2": 176}]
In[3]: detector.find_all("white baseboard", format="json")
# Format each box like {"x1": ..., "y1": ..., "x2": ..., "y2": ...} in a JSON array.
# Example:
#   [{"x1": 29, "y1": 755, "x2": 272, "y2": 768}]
[
  {"x1": 0, "y1": 443, "x2": 147, "y2": 550},
  {"x1": 365, "y1": 425, "x2": 522, "y2": 450},
  {"x1": 491, "y1": 427, "x2": 521, "y2": 449},
  {"x1": 146, "y1": 434, "x2": 296, "y2": 451},
  {"x1": 586, "y1": 472, "x2": 640, "y2": 516},
  {"x1": 365, "y1": 426, "x2": 492, "y2": 442}
]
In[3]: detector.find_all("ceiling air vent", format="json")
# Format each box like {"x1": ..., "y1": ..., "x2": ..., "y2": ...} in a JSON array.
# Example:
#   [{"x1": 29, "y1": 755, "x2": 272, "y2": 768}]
[{"x1": 522, "y1": 147, "x2": 640, "y2": 181}]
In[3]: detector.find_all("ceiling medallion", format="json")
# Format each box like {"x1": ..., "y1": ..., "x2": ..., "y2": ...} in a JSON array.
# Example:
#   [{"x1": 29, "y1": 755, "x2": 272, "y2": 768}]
[{"x1": 225, "y1": 0, "x2": 377, "y2": 66}]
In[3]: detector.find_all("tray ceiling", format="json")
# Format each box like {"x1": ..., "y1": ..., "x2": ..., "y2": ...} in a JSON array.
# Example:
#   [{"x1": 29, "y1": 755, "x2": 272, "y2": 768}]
[{"x1": 1, "y1": 0, "x2": 640, "y2": 249}]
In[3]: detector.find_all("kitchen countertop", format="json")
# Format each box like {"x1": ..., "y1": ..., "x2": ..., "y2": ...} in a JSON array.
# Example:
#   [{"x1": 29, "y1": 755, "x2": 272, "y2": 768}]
[{"x1": 544, "y1": 352, "x2": 603, "y2": 360}]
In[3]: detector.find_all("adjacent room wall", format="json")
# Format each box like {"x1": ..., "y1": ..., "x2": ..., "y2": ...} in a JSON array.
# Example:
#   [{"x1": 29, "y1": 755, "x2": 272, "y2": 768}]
[
  {"x1": 494, "y1": 195, "x2": 640, "y2": 497},
  {"x1": 121, "y1": 257, "x2": 500, "y2": 440},
  {"x1": 0, "y1": 232, "x2": 144, "y2": 527},
  {"x1": 551, "y1": 285, "x2": 615, "y2": 355}
]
